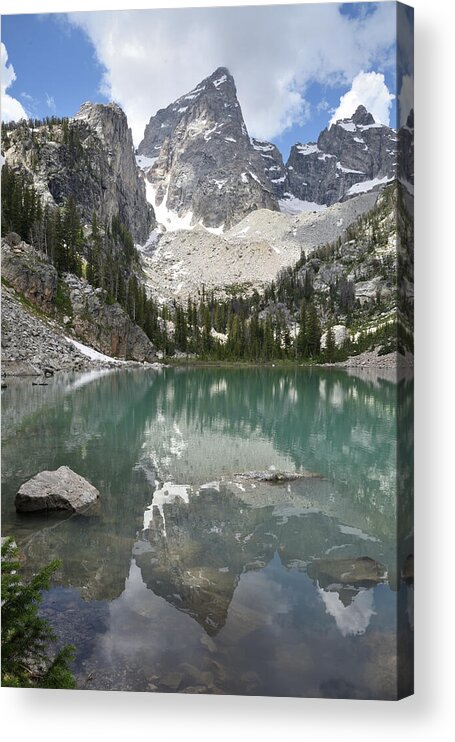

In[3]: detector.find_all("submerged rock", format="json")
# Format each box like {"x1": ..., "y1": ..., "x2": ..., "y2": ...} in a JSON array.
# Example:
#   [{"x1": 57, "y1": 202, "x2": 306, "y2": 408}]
[
  {"x1": 235, "y1": 469, "x2": 323, "y2": 483},
  {"x1": 158, "y1": 671, "x2": 184, "y2": 692},
  {"x1": 308, "y1": 556, "x2": 387, "y2": 587},
  {"x1": 15, "y1": 466, "x2": 100, "y2": 513}
]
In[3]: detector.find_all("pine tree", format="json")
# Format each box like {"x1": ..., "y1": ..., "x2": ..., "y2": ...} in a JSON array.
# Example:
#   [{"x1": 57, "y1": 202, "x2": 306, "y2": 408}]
[
  {"x1": 303, "y1": 270, "x2": 313, "y2": 301},
  {"x1": 249, "y1": 311, "x2": 260, "y2": 360},
  {"x1": 296, "y1": 301, "x2": 308, "y2": 358},
  {"x1": 1, "y1": 538, "x2": 75, "y2": 689},
  {"x1": 306, "y1": 302, "x2": 321, "y2": 358},
  {"x1": 324, "y1": 323, "x2": 336, "y2": 362},
  {"x1": 262, "y1": 315, "x2": 275, "y2": 361},
  {"x1": 202, "y1": 305, "x2": 213, "y2": 354},
  {"x1": 174, "y1": 305, "x2": 188, "y2": 351}
]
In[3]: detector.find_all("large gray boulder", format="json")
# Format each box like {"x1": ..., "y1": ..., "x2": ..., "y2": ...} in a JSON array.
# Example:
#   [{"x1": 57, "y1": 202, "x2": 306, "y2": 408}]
[{"x1": 15, "y1": 466, "x2": 100, "y2": 513}]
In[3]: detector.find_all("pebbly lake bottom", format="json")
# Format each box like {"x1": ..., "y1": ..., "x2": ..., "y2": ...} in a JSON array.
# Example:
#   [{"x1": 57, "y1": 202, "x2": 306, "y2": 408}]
[{"x1": 1, "y1": 365, "x2": 414, "y2": 698}]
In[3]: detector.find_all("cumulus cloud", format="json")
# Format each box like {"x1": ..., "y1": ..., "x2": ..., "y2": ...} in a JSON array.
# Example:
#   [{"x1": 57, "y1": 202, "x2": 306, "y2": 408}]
[
  {"x1": 329, "y1": 70, "x2": 395, "y2": 126},
  {"x1": 1, "y1": 42, "x2": 28, "y2": 123},
  {"x1": 68, "y1": 3, "x2": 396, "y2": 144}
]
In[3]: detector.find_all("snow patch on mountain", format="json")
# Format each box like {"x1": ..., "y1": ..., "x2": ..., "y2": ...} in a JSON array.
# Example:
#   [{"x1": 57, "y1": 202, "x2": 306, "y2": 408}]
[
  {"x1": 144, "y1": 179, "x2": 194, "y2": 231},
  {"x1": 347, "y1": 176, "x2": 393, "y2": 195},
  {"x1": 279, "y1": 194, "x2": 327, "y2": 215}
]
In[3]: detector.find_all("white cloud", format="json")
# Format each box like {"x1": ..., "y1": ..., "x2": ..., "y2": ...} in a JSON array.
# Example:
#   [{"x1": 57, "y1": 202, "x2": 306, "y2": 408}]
[
  {"x1": 68, "y1": 3, "x2": 396, "y2": 144},
  {"x1": 1, "y1": 42, "x2": 28, "y2": 122},
  {"x1": 316, "y1": 98, "x2": 330, "y2": 114},
  {"x1": 329, "y1": 70, "x2": 395, "y2": 126},
  {"x1": 46, "y1": 92, "x2": 56, "y2": 111}
]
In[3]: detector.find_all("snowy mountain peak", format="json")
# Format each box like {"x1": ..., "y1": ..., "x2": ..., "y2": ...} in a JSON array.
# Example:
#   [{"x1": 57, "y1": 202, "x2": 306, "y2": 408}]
[
  {"x1": 286, "y1": 106, "x2": 397, "y2": 205},
  {"x1": 206, "y1": 66, "x2": 234, "y2": 88},
  {"x1": 137, "y1": 68, "x2": 278, "y2": 231}
]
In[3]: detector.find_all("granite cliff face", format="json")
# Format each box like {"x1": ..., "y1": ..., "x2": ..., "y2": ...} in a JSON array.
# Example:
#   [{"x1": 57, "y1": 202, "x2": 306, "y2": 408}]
[
  {"x1": 251, "y1": 138, "x2": 288, "y2": 197},
  {"x1": 137, "y1": 67, "x2": 278, "y2": 230},
  {"x1": 398, "y1": 109, "x2": 414, "y2": 192},
  {"x1": 3, "y1": 102, "x2": 154, "y2": 242},
  {"x1": 62, "y1": 273, "x2": 156, "y2": 362},
  {"x1": 1, "y1": 233, "x2": 58, "y2": 313},
  {"x1": 285, "y1": 105, "x2": 397, "y2": 206}
]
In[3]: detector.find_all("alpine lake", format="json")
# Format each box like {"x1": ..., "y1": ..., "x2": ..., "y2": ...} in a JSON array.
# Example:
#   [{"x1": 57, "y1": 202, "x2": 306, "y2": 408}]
[{"x1": 1, "y1": 365, "x2": 414, "y2": 698}]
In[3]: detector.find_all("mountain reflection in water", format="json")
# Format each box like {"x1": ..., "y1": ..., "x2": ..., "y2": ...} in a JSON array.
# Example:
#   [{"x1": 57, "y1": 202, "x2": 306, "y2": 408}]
[{"x1": 1, "y1": 366, "x2": 413, "y2": 698}]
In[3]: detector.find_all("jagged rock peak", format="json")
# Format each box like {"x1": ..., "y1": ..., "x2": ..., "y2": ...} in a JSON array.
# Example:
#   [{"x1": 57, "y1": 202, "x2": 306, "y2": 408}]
[
  {"x1": 175, "y1": 67, "x2": 237, "y2": 102},
  {"x1": 203, "y1": 66, "x2": 235, "y2": 89},
  {"x1": 351, "y1": 105, "x2": 376, "y2": 126},
  {"x1": 76, "y1": 100, "x2": 127, "y2": 120},
  {"x1": 285, "y1": 104, "x2": 396, "y2": 206},
  {"x1": 138, "y1": 66, "x2": 245, "y2": 159},
  {"x1": 74, "y1": 101, "x2": 131, "y2": 143},
  {"x1": 137, "y1": 66, "x2": 278, "y2": 230},
  {"x1": 251, "y1": 138, "x2": 288, "y2": 197}
]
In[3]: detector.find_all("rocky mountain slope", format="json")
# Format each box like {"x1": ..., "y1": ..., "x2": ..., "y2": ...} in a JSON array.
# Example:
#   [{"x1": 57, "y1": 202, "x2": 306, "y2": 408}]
[
  {"x1": 1, "y1": 236, "x2": 156, "y2": 369},
  {"x1": 2, "y1": 103, "x2": 154, "y2": 242},
  {"x1": 137, "y1": 67, "x2": 278, "y2": 230},
  {"x1": 1, "y1": 282, "x2": 97, "y2": 377},
  {"x1": 285, "y1": 105, "x2": 397, "y2": 206},
  {"x1": 139, "y1": 191, "x2": 377, "y2": 300},
  {"x1": 259, "y1": 182, "x2": 414, "y2": 355}
]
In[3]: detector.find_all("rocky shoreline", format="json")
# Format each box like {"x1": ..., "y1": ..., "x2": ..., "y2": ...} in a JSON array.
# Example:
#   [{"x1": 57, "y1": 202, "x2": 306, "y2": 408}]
[
  {"x1": 332, "y1": 349, "x2": 414, "y2": 384},
  {"x1": 335, "y1": 348, "x2": 414, "y2": 369}
]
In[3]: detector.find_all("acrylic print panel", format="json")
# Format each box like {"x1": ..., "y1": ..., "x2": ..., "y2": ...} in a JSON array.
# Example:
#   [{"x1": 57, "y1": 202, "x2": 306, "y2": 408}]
[{"x1": 0, "y1": 1, "x2": 414, "y2": 699}]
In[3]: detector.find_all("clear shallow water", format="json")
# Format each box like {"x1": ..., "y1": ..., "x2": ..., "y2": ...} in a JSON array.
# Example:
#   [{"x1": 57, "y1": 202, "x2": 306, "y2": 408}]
[{"x1": 1, "y1": 366, "x2": 413, "y2": 698}]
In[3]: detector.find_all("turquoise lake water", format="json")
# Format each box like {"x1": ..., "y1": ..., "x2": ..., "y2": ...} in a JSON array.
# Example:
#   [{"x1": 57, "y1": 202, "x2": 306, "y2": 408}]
[{"x1": 1, "y1": 366, "x2": 413, "y2": 698}]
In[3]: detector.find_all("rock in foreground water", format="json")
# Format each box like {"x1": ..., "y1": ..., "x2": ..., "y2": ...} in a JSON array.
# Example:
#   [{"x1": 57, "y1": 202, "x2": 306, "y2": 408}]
[{"x1": 15, "y1": 466, "x2": 100, "y2": 513}]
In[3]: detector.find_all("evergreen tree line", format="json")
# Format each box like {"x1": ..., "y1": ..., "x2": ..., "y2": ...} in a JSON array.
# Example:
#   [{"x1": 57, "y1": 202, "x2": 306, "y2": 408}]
[
  {"x1": 1, "y1": 164, "x2": 83, "y2": 274},
  {"x1": 2, "y1": 116, "x2": 70, "y2": 134},
  {"x1": 158, "y1": 287, "x2": 325, "y2": 362},
  {"x1": 1, "y1": 164, "x2": 141, "y2": 289}
]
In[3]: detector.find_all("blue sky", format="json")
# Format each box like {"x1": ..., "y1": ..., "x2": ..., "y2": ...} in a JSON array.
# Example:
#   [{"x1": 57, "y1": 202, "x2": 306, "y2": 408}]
[
  {"x1": 2, "y1": 14, "x2": 108, "y2": 121},
  {"x1": 1, "y1": 4, "x2": 399, "y2": 160}
]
